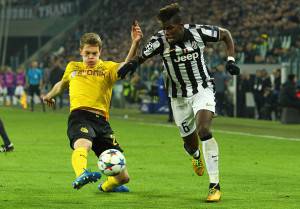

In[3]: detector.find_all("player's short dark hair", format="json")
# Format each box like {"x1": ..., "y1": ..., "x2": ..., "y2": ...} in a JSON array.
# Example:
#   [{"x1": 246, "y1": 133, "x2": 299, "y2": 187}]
[
  {"x1": 80, "y1": 33, "x2": 102, "y2": 49},
  {"x1": 157, "y1": 3, "x2": 182, "y2": 24}
]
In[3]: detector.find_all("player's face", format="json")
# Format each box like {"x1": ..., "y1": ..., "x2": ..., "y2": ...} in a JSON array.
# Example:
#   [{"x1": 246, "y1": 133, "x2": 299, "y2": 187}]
[
  {"x1": 80, "y1": 44, "x2": 101, "y2": 67},
  {"x1": 31, "y1": 61, "x2": 38, "y2": 68},
  {"x1": 163, "y1": 22, "x2": 184, "y2": 44}
]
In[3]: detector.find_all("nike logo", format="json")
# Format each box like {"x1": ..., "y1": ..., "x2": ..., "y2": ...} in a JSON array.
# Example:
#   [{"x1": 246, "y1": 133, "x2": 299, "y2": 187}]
[{"x1": 212, "y1": 155, "x2": 218, "y2": 158}]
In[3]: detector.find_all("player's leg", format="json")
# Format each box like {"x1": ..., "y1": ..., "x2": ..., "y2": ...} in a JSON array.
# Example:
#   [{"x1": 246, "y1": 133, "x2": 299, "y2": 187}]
[
  {"x1": 2, "y1": 87, "x2": 7, "y2": 106},
  {"x1": 94, "y1": 118, "x2": 130, "y2": 192},
  {"x1": 0, "y1": 86, "x2": 3, "y2": 105},
  {"x1": 183, "y1": 132, "x2": 205, "y2": 176},
  {"x1": 0, "y1": 118, "x2": 14, "y2": 152},
  {"x1": 196, "y1": 110, "x2": 221, "y2": 202},
  {"x1": 14, "y1": 85, "x2": 21, "y2": 106},
  {"x1": 68, "y1": 111, "x2": 101, "y2": 189},
  {"x1": 192, "y1": 84, "x2": 221, "y2": 202},
  {"x1": 28, "y1": 85, "x2": 34, "y2": 111},
  {"x1": 36, "y1": 86, "x2": 45, "y2": 112},
  {"x1": 72, "y1": 138, "x2": 92, "y2": 177},
  {"x1": 71, "y1": 138, "x2": 101, "y2": 189},
  {"x1": 171, "y1": 97, "x2": 204, "y2": 176},
  {"x1": 59, "y1": 94, "x2": 63, "y2": 109},
  {"x1": 7, "y1": 87, "x2": 13, "y2": 106},
  {"x1": 99, "y1": 168, "x2": 130, "y2": 192}
]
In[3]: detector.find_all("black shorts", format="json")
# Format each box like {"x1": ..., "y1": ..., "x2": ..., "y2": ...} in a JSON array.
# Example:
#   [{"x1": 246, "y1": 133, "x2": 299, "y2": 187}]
[
  {"x1": 67, "y1": 109, "x2": 123, "y2": 157},
  {"x1": 28, "y1": 85, "x2": 41, "y2": 97}
]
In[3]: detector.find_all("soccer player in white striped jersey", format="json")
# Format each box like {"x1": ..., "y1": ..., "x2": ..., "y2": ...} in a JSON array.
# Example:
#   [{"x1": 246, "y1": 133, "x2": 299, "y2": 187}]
[{"x1": 136, "y1": 3, "x2": 240, "y2": 202}]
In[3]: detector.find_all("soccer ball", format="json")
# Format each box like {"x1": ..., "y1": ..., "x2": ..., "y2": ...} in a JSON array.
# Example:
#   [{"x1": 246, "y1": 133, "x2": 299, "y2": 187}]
[{"x1": 98, "y1": 149, "x2": 126, "y2": 176}]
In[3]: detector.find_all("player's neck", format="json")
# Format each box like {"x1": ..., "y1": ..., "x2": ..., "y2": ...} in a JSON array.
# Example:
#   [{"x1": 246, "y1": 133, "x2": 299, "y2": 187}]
[{"x1": 84, "y1": 61, "x2": 99, "y2": 68}]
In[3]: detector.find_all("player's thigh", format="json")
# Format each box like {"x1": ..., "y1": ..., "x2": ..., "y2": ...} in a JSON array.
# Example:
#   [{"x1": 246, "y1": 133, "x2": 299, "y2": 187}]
[
  {"x1": 191, "y1": 87, "x2": 215, "y2": 136},
  {"x1": 14, "y1": 86, "x2": 23, "y2": 96},
  {"x1": 92, "y1": 137, "x2": 123, "y2": 158},
  {"x1": 171, "y1": 97, "x2": 196, "y2": 137},
  {"x1": 2, "y1": 87, "x2": 7, "y2": 96},
  {"x1": 28, "y1": 85, "x2": 35, "y2": 97},
  {"x1": 7, "y1": 87, "x2": 14, "y2": 96},
  {"x1": 92, "y1": 119, "x2": 124, "y2": 157},
  {"x1": 34, "y1": 86, "x2": 41, "y2": 96},
  {"x1": 191, "y1": 85, "x2": 216, "y2": 115},
  {"x1": 67, "y1": 111, "x2": 96, "y2": 150}
]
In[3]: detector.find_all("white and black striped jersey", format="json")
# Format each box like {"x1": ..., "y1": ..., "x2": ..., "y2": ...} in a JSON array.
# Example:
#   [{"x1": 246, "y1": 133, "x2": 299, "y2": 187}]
[{"x1": 141, "y1": 24, "x2": 220, "y2": 98}]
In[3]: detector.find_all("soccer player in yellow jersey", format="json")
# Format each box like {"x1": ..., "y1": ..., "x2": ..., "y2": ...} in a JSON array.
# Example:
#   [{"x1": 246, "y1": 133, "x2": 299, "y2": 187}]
[{"x1": 43, "y1": 21, "x2": 143, "y2": 191}]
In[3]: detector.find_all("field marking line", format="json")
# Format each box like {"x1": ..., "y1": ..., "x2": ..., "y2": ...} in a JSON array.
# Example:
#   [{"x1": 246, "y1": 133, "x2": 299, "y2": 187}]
[{"x1": 130, "y1": 120, "x2": 300, "y2": 142}]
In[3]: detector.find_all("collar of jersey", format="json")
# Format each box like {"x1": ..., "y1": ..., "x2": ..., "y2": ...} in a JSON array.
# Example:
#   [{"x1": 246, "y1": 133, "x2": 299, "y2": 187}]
[{"x1": 83, "y1": 59, "x2": 104, "y2": 69}]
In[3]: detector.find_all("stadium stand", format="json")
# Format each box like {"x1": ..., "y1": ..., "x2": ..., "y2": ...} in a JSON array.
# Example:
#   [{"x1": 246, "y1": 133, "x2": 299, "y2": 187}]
[{"x1": 1, "y1": 0, "x2": 300, "y2": 122}]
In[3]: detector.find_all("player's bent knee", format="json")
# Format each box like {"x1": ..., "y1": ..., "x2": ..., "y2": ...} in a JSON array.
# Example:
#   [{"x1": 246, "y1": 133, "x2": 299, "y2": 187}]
[
  {"x1": 197, "y1": 126, "x2": 210, "y2": 139},
  {"x1": 73, "y1": 138, "x2": 92, "y2": 150},
  {"x1": 119, "y1": 176, "x2": 130, "y2": 184},
  {"x1": 115, "y1": 170, "x2": 130, "y2": 184},
  {"x1": 115, "y1": 175, "x2": 130, "y2": 184}
]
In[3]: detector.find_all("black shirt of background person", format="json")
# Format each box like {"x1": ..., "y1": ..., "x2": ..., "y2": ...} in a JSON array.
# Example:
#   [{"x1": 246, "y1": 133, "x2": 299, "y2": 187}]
[
  {"x1": 279, "y1": 74, "x2": 300, "y2": 109},
  {"x1": 49, "y1": 67, "x2": 64, "y2": 87}
]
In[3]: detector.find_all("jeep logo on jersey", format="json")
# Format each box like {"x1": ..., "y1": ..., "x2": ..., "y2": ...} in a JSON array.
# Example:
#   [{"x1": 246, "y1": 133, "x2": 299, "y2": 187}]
[{"x1": 174, "y1": 52, "x2": 199, "y2": 63}]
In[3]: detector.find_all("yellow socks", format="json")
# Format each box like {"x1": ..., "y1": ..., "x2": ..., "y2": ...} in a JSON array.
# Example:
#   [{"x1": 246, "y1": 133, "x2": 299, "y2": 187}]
[
  {"x1": 101, "y1": 176, "x2": 120, "y2": 192},
  {"x1": 71, "y1": 147, "x2": 88, "y2": 177}
]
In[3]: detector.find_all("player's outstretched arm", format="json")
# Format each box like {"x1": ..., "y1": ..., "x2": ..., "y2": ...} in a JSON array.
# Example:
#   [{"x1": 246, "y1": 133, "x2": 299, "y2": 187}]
[
  {"x1": 219, "y1": 28, "x2": 240, "y2": 75},
  {"x1": 125, "y1": 20, "x2": 143, "y2": 62},
  {"x1": 117, "y1": 20, "x2": 143, "y2": 79},
  {"x1": 42, "y1": 80, "x2": 68, "y2": 107}
]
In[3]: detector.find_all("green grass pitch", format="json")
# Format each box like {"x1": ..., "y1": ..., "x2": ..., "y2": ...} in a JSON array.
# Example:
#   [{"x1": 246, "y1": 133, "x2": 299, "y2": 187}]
[{"x1": 1, "y1": 107, "x2": 300, "y2": 209}]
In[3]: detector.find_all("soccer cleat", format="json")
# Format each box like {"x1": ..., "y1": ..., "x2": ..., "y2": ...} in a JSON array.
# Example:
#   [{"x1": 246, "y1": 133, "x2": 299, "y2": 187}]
[
  {"x1": 98, "y1": 183, "x2": 129, "y2": 192},
  {"x1": 206, "y1": 185, "x2": 221, "y2": 202},
  {"x1": 72, "y1": 169, "x2": 101, "y2": 190},
  {"x1": 192, "y1": 157, "x2": 205, "y2": 176},
  {"x1": 0, "y1": 143, "x2": 14, "y2": 152}
]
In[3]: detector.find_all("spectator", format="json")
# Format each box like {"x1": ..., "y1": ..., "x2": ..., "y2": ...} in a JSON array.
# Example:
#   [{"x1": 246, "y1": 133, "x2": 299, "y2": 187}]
[
  {"x1": 26, "y1": 60, "x2": 45, "y2": 112},
  {"x1": 213, "y1": 64, "x2": 230, "y2": 116},
  {"x1": 4, "y1": 67, "x2": 16, "y2": 106},
  {"x1": 49, "y1": 58, "x2": 65, "y2": 110},
  {"x1": 14, "y1": 66, "x2": 26, "y2": 108},
  {"x1": 253, "y1": 70, "x2": 263, "y2": 118},
  {"x1": 279, "y1": 74, "x2": 300, "y2": 109},
  {"x1": 0, "y1": 67, "x2": 6, "y2": 105}
]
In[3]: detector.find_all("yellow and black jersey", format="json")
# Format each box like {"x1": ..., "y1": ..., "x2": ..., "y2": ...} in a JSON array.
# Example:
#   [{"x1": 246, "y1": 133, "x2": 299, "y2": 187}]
[{"x1": 62, "y1": 60, "x2": 120, "y2": 118}]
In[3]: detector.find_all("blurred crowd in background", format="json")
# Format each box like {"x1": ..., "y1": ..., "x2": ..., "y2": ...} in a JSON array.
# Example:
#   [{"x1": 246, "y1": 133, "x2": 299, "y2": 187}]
[
  {"x1": 1, "y1": 0, "x2": 300, "y2": 121},
  {"x1": 38, "y1": 0, "x2": 300, "y2": 64}
]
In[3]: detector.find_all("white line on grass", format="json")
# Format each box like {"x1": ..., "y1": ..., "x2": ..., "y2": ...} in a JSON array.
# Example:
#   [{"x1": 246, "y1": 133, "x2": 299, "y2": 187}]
[{"x1": 132, "y1": 120, "x2": 300, "y2": 142}]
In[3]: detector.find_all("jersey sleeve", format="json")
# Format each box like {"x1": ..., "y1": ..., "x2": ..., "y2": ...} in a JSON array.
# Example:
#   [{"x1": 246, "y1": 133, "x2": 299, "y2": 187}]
[
  {"x1": 196, "y1": 24, "x2": 220, "y2": 44},
  {"x1": 141, "y1": 33, "x2": 164, "y2": 59},
  {"x1": 107, "y1": 61, "x2": 121, "y2": 84},
  {"x1": 62, "y1": 62, "x2": 74, "y2": 82}
]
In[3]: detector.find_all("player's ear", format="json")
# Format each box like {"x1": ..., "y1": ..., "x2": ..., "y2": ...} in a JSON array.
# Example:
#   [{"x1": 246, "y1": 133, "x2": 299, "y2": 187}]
[{"x1": 99, "y1": 48, "x2": 102, "y2": 57}]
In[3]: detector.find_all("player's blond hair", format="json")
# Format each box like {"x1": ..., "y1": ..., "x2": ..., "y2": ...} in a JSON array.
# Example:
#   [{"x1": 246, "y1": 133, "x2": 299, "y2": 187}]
[{"x1": 80, "y1": 33, "x2": 102, "y2": 50}]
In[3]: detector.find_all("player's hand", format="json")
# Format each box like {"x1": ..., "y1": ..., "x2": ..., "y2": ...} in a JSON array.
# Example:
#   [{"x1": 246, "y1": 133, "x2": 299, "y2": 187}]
[
  {"x1": 131, "y1": 20, "x2": 143, "y2": 43},
  {"x1": 42, "y1": 95, "x2": 55, "y2": 107},
  {"x1": 225, "y1": 57, "x2": 240, "y2": 75}
]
